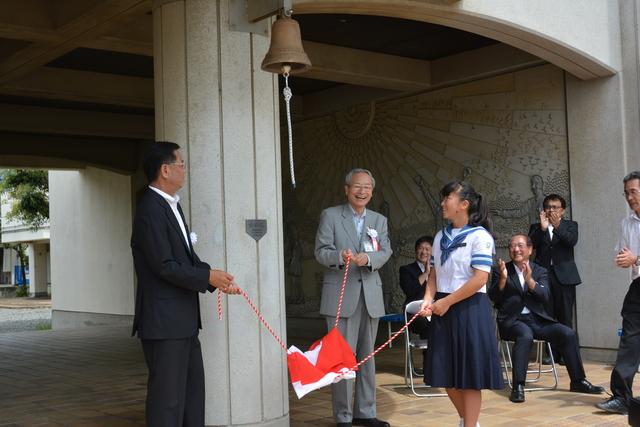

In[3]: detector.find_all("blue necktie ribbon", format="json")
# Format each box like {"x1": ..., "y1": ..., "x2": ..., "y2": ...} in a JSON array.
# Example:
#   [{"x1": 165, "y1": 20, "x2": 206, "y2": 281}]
[{"x1": 439, "y1": 224, "x2": 483, "y2": 266}]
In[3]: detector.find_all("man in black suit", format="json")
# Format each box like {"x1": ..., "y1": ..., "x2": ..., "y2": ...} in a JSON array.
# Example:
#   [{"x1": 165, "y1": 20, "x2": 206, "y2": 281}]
[
  {"x1": 131, "y1": 142, "x2": 239, "y2": 427},
  {"x1": 488, "y1": 234, "x2": 603, "y2": 403},
  {"x1": 529, "y1": 194, "x2": 580, "y2": 362},
  {"x1": 399, "y1": 236, "x2": 433, "y2": 342},
  {"x1": 528, "y1": 194, "x2": 580, "y2": 327}
]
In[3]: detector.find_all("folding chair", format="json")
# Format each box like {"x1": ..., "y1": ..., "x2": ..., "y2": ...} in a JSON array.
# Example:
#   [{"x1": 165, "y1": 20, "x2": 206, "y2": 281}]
[
  {"x1": 379, "y1": 313, "x2": 404, "y2": 348},
  {"x1": 403, "y1": 300, "x2": 446, "y2": 397},
  {"x1": 499, "y1": 338, "x2": 558, "y2": 391}
]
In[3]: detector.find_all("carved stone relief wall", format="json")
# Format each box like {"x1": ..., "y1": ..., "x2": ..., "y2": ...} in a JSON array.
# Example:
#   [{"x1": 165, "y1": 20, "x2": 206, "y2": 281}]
[{"x1": 283, "y1": 64, "x2": 570, "y2": 317}]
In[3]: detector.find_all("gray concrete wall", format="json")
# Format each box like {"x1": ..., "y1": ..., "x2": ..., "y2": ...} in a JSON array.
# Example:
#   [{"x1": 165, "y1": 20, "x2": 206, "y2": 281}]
[{"x1": 49, "y1": 168, "x2": 134, "y2": 319}]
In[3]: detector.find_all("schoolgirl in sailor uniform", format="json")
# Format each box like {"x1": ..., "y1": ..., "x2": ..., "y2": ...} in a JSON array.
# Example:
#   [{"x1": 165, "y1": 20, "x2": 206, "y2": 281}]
[{"x1": 420, "y1": 180, "x2": 502, "y2": 427}]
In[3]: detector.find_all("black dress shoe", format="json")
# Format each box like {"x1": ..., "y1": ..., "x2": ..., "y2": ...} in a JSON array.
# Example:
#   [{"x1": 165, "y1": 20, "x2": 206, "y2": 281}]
[
  {"x1": 569, "y1": 378, "x2": 605, "y2": 394},
  {"x1": 352, "y1": 418, "x2": 390, "y2": 427},
  {"x1": 509, "y1": 383, "x2": 525, "y2": 403},
  {"x1": 541, "y1": 355, "x2": 553, "y2": 365},
  {"x1": 337, "y1": 423, "x2": 352, "y2": 427},
  {"x1": 596, "y1": 396, "x2": 628, "y2": 414}
]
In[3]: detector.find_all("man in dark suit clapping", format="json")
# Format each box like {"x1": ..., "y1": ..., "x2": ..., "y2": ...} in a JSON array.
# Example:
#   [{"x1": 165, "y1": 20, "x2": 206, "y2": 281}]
[
  {"x1": 398, "y1": 236, "x2": 433, "y2": 347},
  {"x1": 131, "y1": 142, "x2": 239, "y2": 427},
  {"x1": 529, "y1": 194, "x2": 581, "y2": 362},
  {"x1": 488, "y1": 234, "x2": 603, "y2": 403},
  {"x1": 528, "y1": 194, "x2": 580, "y2": 326}
]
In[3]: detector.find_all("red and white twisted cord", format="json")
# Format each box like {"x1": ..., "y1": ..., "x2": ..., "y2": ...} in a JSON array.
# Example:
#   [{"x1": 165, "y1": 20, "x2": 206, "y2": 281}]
[{"x1": 333, "y1": 255, "x2": 351, "y2": 329}]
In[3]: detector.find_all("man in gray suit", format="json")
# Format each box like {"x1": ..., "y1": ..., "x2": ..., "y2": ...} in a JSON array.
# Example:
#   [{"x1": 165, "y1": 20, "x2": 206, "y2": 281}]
[{"x1": 315, "y1": 168, "x2": 392, "y2": 427}]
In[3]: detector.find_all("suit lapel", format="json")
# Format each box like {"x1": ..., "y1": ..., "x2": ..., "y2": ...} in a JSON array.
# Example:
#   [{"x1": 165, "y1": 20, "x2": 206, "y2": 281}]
[
  {"x1": 413, "y1": 261, "x2": 421, "y2": 276},
  {"x1": 148, "y1": 189, "x2": 192, "y2": 257},
  {"x1": 361, "y1": 209, "x2": 372, "y2": 246},
  {"x1": 506, "y1": 262, "x2": 524, "y2": 294},
  {"x1": 177, "y1": 204, "x2": 195, "y2": 258},
  {"x1": 341, "y1": 204, "x2": 360, "y2": 249},
  {"x1": 550, "y1": 219, "x2": 563, "y2": 244}
]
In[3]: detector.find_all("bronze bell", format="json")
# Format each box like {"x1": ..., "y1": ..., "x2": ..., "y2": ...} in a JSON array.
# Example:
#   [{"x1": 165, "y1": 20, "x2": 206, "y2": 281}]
[{"x1": 261, "y1": 16, "x2": 311, "y2": 75}]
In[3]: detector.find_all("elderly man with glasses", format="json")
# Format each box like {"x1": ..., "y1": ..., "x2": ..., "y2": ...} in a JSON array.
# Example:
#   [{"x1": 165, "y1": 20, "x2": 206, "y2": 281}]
[{"x1": 489, "y1": 234, "x2": 604, "y2": 403}]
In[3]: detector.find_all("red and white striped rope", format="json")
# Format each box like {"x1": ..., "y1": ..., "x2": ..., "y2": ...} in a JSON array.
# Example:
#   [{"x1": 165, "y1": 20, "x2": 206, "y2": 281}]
[
  {"x1": 333, "y1": 255, "x2": 351, "y2": 329},
  {"x1": 216, "y1": 254, "x2": 424, "y2": 380},
  {"x1": 352, "y1": 311, "x2": 421, "y2": 370},
  {"x1": 240, "y1": 288, "x2": 288, "y2": 351}
]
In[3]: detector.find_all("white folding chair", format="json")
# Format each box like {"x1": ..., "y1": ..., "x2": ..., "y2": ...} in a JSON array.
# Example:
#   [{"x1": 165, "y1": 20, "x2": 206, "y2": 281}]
[
  {"x1": 499, "y1": 338, "x2": 558, "y2": 391},
  {"x1": 404, "y1": 300, "x2": 446, "y2": 397}
]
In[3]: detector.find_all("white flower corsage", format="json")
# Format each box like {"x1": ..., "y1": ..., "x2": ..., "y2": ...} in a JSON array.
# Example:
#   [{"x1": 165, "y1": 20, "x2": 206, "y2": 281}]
[
  {"x1": 366, "y1": 227, "x2": 380, "y2": 251},
  {"x1": 190, "y1": 232, "x2": 198, "y2": 246}
]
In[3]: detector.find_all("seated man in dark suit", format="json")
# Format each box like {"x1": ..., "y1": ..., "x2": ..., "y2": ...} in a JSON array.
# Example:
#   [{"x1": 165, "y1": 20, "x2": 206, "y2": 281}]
[
  {"x1": 399, "y1": 236, "x2": 433, "y2": 368},
  {"x1": 488, "y1": 234, "x2": 604, "y2": 403}
]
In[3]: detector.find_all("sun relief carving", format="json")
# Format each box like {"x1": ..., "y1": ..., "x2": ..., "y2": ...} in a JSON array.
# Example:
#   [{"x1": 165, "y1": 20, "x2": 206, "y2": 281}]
[{"x1": 333, "y1": 101, "x2": 376, "y2": 139}]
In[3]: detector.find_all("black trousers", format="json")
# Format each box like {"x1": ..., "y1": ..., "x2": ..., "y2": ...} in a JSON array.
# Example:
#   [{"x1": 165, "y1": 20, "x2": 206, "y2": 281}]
[
  {"x1": 499, "y1": 313, "x2": 585, "y2": 385},
  {"x1": 549, "y1": 268, "x2": 577, "y2": 329},
  {"x1": 611, "y1": 278, "x2": 640, "y2": 405},
  {"x1": 141, "y1": 335, "x2": 205, "y2": 427}
]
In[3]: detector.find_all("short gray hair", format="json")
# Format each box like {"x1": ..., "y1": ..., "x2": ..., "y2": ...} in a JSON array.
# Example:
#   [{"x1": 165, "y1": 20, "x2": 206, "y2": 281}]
[
  {"x1": 345, "y1": 168, "x2": 376, "y2": 188},
  {"x1": 624, "y1": 171, "x2": 640, "y2": 184}
]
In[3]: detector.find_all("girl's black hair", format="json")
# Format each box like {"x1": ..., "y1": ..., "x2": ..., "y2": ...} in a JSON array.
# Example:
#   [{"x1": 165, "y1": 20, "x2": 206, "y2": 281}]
[{"x1": 440, "y1": 180, "x2": 492, "y2": 232}]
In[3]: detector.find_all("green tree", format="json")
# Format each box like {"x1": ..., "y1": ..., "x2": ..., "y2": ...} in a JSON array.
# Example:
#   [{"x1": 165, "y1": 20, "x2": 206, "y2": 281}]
[
  {"x1": 0, "y1": 169, "x2": 49, "y2": 229},
  {"x1": 0, "y1": 169, "x2": 49, "y2": 293}
]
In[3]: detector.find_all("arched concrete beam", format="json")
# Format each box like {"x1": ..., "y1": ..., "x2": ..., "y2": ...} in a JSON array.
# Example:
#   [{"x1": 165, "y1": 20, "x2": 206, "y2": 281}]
[
  {"x1": 0, "y1": 133, "x2": 148, "y2": 174},
  {"x1": 294, "y1": 0, "x2": 619, "y2": 80}
]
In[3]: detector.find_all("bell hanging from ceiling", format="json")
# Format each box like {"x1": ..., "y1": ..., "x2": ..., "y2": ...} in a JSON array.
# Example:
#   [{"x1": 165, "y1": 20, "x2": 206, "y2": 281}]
[{"x1": 261, "y1": 16, "x2": 311, "y2": 75}]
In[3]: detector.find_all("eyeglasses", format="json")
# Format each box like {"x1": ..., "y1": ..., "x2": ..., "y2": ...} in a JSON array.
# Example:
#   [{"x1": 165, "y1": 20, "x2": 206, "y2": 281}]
[
  {"x1": 165, "y1": 161, "x2": 186, "y2": 169},
  {"x1": 624, "y1": 189, "x2": 640, "y2": 197},
  {"x1": 543, "y1": 205, "x2": 562, "y2": 210},
  {"x1": 350, "y1": 184, "x2": 372, "y2": 191},
  {"x1": 508, "y1": 243, "x2": 530, "y2": 250}
]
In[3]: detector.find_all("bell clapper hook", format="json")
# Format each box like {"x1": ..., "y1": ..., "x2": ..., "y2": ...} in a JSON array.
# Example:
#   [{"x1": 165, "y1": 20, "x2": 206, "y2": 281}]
[{"x1": 282, "y1": 64, "x2": 296, "y2": 189}]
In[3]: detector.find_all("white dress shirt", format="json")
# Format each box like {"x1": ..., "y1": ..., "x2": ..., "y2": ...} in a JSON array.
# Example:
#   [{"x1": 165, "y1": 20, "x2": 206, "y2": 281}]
[
  {"x1": 149, "y1": 186, "x2": 190, "y2": 247},
  {"x1": 349, "y1": 205, "x2": 366, "y2": 239},
  {"x1": 514, "y1": 263, "x2": 531, "y2": 314},
  {"x1": 417, "y1": 261, "x2": 426, "y2": 273},
  {"x1": 616, "y1": 212, "x2": 640, "y2": 280},
  {"x1": 347, "y1": 205, "x2": 371, "y2": 267}
]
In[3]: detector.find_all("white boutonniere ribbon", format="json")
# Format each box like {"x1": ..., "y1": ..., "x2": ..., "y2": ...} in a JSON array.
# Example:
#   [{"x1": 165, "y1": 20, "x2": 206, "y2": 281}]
[
  {"x1": 190, "y1": 232, "x2": 198, "y2": 246},
  {"x1": 366, "y1": 226, "x2": 380, "y2": 251}
]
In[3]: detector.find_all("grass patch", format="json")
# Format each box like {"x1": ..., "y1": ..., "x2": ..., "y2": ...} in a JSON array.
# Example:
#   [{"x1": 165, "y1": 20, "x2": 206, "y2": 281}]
[{"x1": 35, "y1": 322, "x2": 51, "y2": 331}]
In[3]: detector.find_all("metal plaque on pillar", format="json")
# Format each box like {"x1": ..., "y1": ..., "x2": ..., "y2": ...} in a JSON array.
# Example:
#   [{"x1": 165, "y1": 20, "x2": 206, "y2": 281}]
[
  {"x1": 229, "y1": 0, "x2": 293, "y2": 35},
  {"x1": 246, "y1": 219, "x2": 267, "y2": 242},
  {"x1": 228, "y1": 0, "x2": 269, "y2": 36}
]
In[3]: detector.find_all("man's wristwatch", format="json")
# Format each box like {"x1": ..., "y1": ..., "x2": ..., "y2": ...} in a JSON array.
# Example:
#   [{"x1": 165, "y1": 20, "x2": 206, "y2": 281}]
[{"x1": 635, "y1": 256, "x2": 640, "y2": 267}]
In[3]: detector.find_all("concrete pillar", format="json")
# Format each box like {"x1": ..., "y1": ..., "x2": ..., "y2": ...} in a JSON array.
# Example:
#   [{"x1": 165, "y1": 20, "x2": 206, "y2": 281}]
[
  {"x1": 27, "y1": 243, "x2": 48, "y2": 297},
  {"x1": 567, "y1": 0, "x2": 640, "y2": 362},
  {"x1": 566, "y1": 73, "x2": 630, "y2": 361},
  {"x1": 49, "y1": 169, "x2": 134, "y2": 329},
  {"x1": 153, "y1": 1, "x2": 287, "y2": 425}
]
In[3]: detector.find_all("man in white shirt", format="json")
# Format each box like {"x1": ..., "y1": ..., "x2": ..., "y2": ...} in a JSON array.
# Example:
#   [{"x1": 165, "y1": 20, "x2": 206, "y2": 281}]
[
  {"x1": 597, "y1": 171, "x2": 640, "y2": 415},
  {"x1": 489, "y1": 234, "x2": 603, "y2": 403}
]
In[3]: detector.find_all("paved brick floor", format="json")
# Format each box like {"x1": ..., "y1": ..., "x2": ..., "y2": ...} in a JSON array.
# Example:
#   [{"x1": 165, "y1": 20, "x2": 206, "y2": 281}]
[{"x1": 0, "y1": 326, "x2": 635, "y2": 426}]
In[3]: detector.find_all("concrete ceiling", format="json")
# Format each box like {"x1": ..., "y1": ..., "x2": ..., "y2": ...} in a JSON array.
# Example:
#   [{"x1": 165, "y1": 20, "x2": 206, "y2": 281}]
[{"x1": 0, "y1": 1, "x2": 536, "y2": 172}]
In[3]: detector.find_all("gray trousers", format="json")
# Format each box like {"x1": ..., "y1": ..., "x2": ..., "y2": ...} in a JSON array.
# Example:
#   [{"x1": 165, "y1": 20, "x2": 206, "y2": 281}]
[{"x1": 325, "y1": 293, "x2": 379, "y2": 423}]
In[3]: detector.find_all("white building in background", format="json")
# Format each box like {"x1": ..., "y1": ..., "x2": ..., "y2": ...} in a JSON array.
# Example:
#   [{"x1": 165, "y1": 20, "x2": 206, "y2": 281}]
[{"x1": 0, "y1": 192, "x2": 50, "y2": 297}]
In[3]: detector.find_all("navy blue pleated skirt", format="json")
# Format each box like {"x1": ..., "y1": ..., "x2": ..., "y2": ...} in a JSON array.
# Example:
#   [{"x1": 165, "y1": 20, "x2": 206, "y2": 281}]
[{"x1": 425, "y1": 292, "x2": 503, "y2": 390}]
